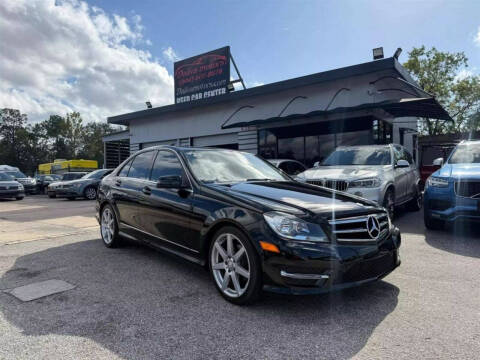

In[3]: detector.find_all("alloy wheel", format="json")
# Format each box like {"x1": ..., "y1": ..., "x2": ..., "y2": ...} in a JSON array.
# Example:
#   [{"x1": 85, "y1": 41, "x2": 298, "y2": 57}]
[
  {"x1": 385, "y1": 191, "x2": 395, "y2": 219},
  {"x1": 85, "y1": 187, "x2": 97, "y2": 200},
  {"x1": 101, "y1": 207, "x2": 115, "y2": 245},
  {"x1": 211, "y1": 233, "x2": 251, "y2": 298}
]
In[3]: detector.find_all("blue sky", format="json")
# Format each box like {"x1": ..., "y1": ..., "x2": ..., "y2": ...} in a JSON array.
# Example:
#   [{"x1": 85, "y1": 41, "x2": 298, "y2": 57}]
[
  {"x1": 90, "y1": 0, "x2": 480, "y2": 85},
  {"x1": 1, "y1": 0, "x2": 479, "y2": 122}
]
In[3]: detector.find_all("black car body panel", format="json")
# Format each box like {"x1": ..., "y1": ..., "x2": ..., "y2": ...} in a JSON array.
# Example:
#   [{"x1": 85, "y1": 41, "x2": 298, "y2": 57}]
[{"x1": 96, "y1": 146, "x2": 400, "y2": 295}]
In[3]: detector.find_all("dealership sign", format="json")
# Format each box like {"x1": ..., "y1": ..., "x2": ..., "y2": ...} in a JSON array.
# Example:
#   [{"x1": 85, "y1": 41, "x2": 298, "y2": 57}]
[{"x1": 174, "y1": 46, "x2": 230, "y2": 104}]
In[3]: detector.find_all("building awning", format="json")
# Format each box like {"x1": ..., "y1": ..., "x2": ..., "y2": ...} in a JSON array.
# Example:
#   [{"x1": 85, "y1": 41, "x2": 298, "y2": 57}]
[{"x1": 221, "y1": 97, "x2": 453, "y2": 130}]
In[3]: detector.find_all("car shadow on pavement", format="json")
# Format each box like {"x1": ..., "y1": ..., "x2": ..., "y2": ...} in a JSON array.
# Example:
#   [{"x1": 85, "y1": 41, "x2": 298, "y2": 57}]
[
  {"x1": 424, "y1": 224, "x2": 480, "y2": 258},
  {"x1": 0, "y1": 239, "x2": 399, "y2": 359}
]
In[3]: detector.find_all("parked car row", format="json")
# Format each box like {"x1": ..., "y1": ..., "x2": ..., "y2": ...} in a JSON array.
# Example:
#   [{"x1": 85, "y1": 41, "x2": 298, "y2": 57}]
[{"x1": 47, "y1": 169, "x2": 113, "y2": 200}]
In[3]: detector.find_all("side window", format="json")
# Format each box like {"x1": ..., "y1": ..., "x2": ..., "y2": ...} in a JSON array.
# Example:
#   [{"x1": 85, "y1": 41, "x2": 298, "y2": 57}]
[
  {"x1": 278, "y1": 162, "x2": 289, "y2": 173},
  {"x1": 128, "y1": 151, "x2": 155, "y2": 180},
  {"x1": 404, "y1": 149, "x2": 414, "y2": 165},
  {"x1": 150, "y1": 151, "x2": 183, "y2": 180},
  {"x1": 289, "y1": 162, "x2": 305, "y2": 175},
  {"x1": 393, "y1": 146, "x2": 403, "y2": 163},
  {"x1": 118, "y1": 159, "x2": 133, "y2": 177}
]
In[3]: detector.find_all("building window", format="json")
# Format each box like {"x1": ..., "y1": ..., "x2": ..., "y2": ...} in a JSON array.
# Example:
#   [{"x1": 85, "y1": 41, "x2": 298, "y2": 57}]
[
  {"x1": 258, "y1": 129, "x2": 277, "y2": 159},
  {"x1": 278, "y1": 137, "x2": 305, "y2": 162}
]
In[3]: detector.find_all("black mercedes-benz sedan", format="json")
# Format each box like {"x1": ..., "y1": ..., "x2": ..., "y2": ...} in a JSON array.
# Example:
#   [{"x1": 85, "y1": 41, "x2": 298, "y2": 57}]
[{"x1": 96, "y1": 146, "x2": 401, "y2": 305}]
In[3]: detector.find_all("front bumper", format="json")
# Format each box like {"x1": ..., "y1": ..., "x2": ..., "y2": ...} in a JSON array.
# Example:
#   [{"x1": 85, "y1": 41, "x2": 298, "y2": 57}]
[
  {"x1": 21, "y1": 183, "x2": 37, "y2": 194},
  {"x1": 424, "y1": 185, "x2": 480, "y2": 223},
  {"x1": 261, "y1": 227, "x2": 401, "y2": 295},
  {"x1": 345, "y1": 187, "x2": 383, "y2": 204},
  {"x1": 55, "y1": 187, "x2": 82, "y2": 197},
  {"x1": 0, "y1": 189, "x2": 25, "y2": 198}
]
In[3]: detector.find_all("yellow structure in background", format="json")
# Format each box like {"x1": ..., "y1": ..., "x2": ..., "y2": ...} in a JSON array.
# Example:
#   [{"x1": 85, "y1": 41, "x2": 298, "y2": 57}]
[{"x1": 38, "y1": 159, "x2": 98, "y2": 174}]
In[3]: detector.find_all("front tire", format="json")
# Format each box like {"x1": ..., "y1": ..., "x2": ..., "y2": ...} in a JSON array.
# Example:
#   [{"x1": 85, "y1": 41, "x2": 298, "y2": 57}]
[
  {"x1": 383, "y1": 188, "x2": 395, "y2": 219},
  {"x1": 100, "y1": 204, "x2": 121, "y2": 248},
  {"x1": 209, "y1": 226, "x2": 262, "y2": 305}
]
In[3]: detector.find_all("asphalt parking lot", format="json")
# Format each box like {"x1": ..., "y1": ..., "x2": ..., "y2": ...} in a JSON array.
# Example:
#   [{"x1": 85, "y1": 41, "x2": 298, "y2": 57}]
[{"x1": 0, "y1": 196, "x2": 479, "y2": 359}]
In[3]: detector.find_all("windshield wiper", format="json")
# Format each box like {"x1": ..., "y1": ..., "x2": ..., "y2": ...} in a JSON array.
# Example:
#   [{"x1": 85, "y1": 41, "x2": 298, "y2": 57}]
[{"x1": 245, "y1": 178, "x2": 277, "y2": 182}]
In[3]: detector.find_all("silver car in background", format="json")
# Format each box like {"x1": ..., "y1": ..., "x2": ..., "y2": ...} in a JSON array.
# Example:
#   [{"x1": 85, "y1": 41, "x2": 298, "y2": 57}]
[{"x1": 296, "y1": 144, "x2": 422, "y2": 218}]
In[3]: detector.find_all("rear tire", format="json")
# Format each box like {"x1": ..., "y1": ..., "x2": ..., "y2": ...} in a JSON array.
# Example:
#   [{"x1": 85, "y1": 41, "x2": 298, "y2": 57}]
[
  {"x1": 407, "y1": 187, "x2": 422, "y2": 212},
  {"x1": 100, "y1": 204, "x2": 121, "y2": 248},
  {"x1": 208, "y1": 226, "x2": 262, "y2": 305}
]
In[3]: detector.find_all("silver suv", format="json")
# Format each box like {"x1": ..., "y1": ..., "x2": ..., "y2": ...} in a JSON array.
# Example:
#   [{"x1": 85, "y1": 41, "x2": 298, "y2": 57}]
[{"x1": 296, "y1": 144, "x2": 422, "y2": 218}]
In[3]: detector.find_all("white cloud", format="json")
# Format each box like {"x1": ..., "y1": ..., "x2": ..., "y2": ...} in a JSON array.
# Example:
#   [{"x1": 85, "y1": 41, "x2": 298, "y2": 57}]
[
  {"x1": 455, "y1": 68, "x2": 473, "y2": 81},
  {"x1": 0, "y1": 0, "x2": 174, "y2": 123},
  {"x1": 162, "y1": 46, "x2": 180, "y2": 62},
  {"x1": 475, "y1": 26, "x2": 480, "y2": 46}
]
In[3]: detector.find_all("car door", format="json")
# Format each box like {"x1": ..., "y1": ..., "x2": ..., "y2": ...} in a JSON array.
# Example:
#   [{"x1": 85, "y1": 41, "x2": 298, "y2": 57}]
[
  {"x1": 113, "y1": 151, "x2": 156, "y2": 233},
  {"x1": 140, "y1": 150, "x2": 196, "y2": 252},
  {"x1": 393, "y1": 145, "x2": 408, "y2": 202},
  {"x1": 403, "y1": 147, "x2": 418, "y2": 199}
]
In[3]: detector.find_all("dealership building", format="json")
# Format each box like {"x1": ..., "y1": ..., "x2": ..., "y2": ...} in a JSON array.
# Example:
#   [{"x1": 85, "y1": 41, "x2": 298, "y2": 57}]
[{"x1": 103, "y1": 53, "x2": 451, "y2": 169}]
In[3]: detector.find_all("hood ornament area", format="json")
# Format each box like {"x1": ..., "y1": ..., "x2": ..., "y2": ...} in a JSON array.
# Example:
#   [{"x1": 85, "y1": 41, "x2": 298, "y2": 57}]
[{"x1": 366, "y1": 215, "x2": 381, "y2": 240}]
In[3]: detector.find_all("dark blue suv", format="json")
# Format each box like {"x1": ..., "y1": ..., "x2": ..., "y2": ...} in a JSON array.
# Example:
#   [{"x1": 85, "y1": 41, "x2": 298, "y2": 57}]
[{"x1": 424, "y1": 140, "x2": 480, "y2": 229}]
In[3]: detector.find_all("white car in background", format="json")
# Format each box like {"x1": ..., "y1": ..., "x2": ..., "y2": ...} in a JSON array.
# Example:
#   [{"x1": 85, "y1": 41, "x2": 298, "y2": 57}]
[{"x1": 295, "y1": 144, "x2": 422, "y2": 218}]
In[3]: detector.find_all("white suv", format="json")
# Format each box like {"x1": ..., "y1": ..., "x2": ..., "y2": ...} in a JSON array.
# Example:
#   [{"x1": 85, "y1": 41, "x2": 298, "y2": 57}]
[{"x1": 296, "y1": 144, "x2": 422, "y2": 218}]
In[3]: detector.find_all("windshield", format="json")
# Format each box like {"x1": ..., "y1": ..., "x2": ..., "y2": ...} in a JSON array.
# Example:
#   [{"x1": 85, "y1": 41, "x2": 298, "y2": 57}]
[
  {"x1": 0, "y1": 173, "x2": 14, "y2": 181},
  {"x1": 448, "y1": 144, "x2": 480, "y2": 164},
  {"x1": 5, "y1": 171, "x2": 27, "y2": 178},
  {"x1": 322, "y1": 147, "x2": 391, "y2": 166},
  {"x1": 82, "y1": 170, "x2": 107, "y2": 179},
  {"x1": 183, "y1": 150, "x2": 289, "y2": 184}
]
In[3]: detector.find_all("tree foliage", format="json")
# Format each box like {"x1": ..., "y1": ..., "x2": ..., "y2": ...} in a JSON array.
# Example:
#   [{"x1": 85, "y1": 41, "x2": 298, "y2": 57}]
[
  {"x1": 403, "y1": 46, "x2": 480, "y2": 135},
  {"x1": 0, "y1": 109, "x2": 117, "y2": 175}
]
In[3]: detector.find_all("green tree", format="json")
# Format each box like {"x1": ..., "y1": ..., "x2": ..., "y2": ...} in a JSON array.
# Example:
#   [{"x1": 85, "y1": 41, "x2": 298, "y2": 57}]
[
  {"x1": 78, "y1": 122, "x2": 115, "y2": 167},
  {"x1": 0, "y1": 108, "x2": 29, "y2": 168},
  {"x1": 64, "y1": 112, "x2": 84, "y2": 158},
  {"x1": 403, "y1": 46, "x2": 480, "y2": 135}
]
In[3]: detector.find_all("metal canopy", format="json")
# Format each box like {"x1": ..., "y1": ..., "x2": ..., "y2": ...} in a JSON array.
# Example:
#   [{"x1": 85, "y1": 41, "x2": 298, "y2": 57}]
[{"x1": 221, "y1": 97, "x2": 453, "y2": 130}]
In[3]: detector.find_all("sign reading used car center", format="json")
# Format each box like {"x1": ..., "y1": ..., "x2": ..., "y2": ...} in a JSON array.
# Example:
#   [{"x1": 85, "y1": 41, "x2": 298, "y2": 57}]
[{"x1": 174, "y1": 46, "x2": 230, "y2": 104}]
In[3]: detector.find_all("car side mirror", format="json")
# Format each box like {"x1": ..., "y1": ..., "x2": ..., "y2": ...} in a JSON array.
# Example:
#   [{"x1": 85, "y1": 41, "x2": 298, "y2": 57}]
[
  {"x1": 395, "y1": 159, "x2": 409, "y2": 168},
  {"x1": 157, "y1": 175, "x2": 182, "y2": 189},
  {"x1": 432, "y1": 157, "x2": 444, "y2": 167}
]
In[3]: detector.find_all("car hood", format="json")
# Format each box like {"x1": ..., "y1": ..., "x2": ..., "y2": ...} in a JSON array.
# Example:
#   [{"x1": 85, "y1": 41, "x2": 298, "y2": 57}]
[
  {"x1": 0, "y1": 181, "x2": 21, "y2": 187},
  {"x1": 299, "y1": 165, "x2": 386, "y2": 180},
  {"x1": 208, "y1": 181, "x2": 382, "y2": 219},
  {"x1": 436, "y1": 164, "x2": 480, "y2": 179}
]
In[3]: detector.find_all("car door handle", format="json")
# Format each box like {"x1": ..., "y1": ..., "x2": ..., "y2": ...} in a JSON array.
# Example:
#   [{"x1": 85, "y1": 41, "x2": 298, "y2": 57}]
[
  {"x1": 142, "y1": 186, "x2": 152, "y2": 195},
  {"x1": 115, "y1": 179, "x2": 122, "y2": 186}
]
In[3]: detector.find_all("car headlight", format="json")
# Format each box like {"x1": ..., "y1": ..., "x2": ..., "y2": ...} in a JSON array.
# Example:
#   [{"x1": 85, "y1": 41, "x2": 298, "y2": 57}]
[
  {"x1": 349, "y1": 177, "x2": 381, "y2": 188},
  {"x1": 263, "y1": 211, "x2": 328, "y2": 242},
  {"x1": 31, "y1": 179, "x2": 36, "y2": 185},
  {"x1": 18, "y1": 184, "x2": 24, "y2": 190},
  {"x1": 427, "y1": 176, "x2": 449, "y2": 188}
]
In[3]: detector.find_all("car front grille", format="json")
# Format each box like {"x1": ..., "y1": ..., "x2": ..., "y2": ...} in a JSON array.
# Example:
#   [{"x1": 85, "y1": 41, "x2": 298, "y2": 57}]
[
  {"x1": 329, "y1": 212, "x2": 389, "y2": 243},
  {"x1": 0, "y1": 185, "x2": 18, "y2": 190},
  {"x1": 454, "y1": 181, "x2": 480, "y2": 198},
  {"x1": 307, "y1": 179, "x2": 349, "y2": 191}
]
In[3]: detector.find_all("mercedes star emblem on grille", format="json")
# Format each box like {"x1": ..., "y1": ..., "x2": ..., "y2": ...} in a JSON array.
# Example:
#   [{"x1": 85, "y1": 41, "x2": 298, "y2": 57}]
[{"x1": 366, "y1": 215, "x2": 381, "y2": 240}]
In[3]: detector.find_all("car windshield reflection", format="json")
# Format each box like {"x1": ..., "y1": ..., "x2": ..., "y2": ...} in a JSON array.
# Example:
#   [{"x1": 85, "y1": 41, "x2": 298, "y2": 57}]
[{"x1": 183, "y1": 149, "x2": 289, "y2": 184}]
